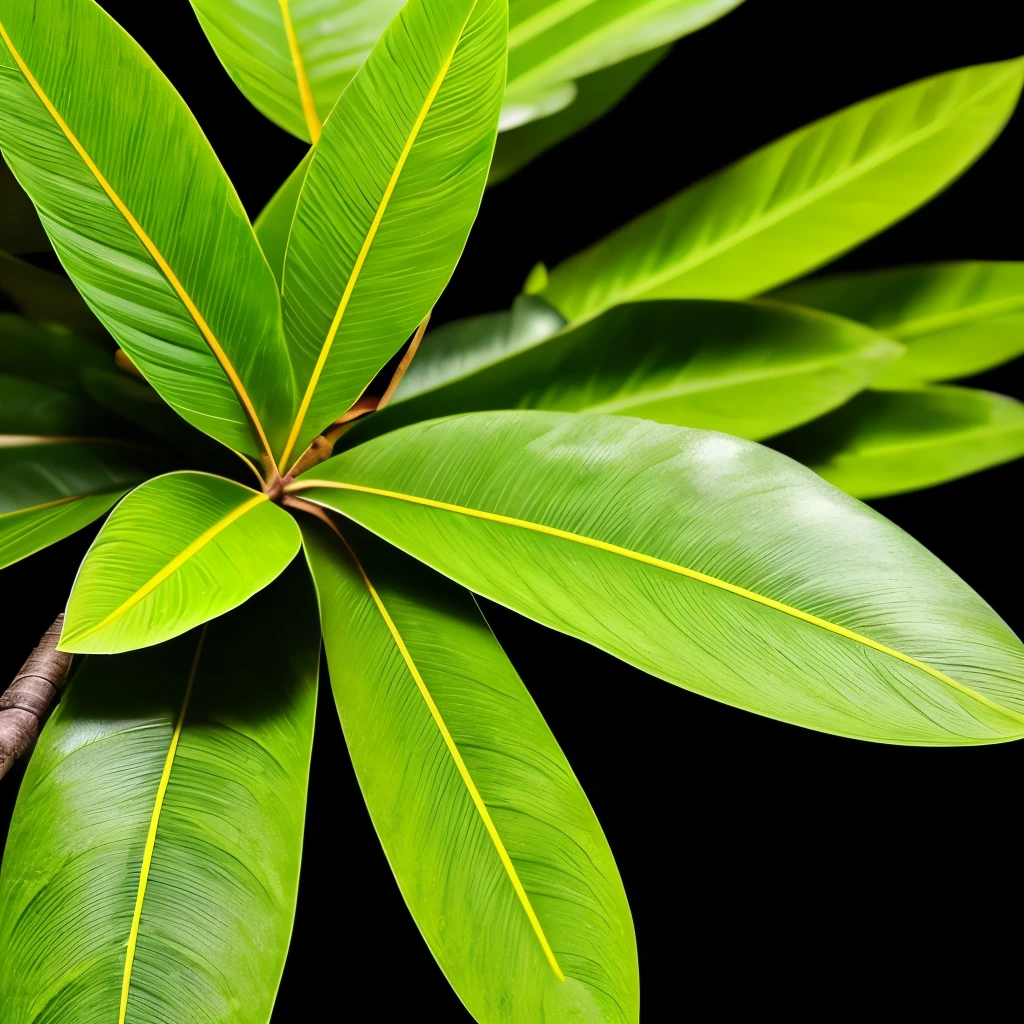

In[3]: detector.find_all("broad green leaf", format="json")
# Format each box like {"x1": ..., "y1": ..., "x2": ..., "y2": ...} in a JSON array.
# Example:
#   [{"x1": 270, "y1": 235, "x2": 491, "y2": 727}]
[
  {"x1": 61, "y1": 472, "x2": 300, "y2": 654},
  {"x1": 542, "y1": 60, "x2": 1024, "y2": 323},
  {"x1": 372, "y1": 300, "x2": 901, "y2": 442},
  {"x1": 190, "y1": 0, "x2": 406, "y2": 143},
  {"x1": 0, "y1": 313, "x2": 110, "y2": 393},
  {"x1": 291, "y1": 411, "x2": 1024, "y2": 746},
  {"x1": 774, "y1": 386, "x2": 1024, "y2": 499},
  {"x1": 277, "y1": 0, "x2": 507, "y2": 471},
  {"x1": 1, "y1": 153, "x2": 49, "y2": 253},
  {"x1": 489, "y1": 47, "x2": 667, "y2": 185},
  {"x1": 302, "y1": 518, "x2": 638, "y2": 1022},
  {"x1": 774, "y1": 262, "x2": 1024, "y2": 383},
  {"x1": 503, "y1": 0, "x2": 742, "y2": 116},
  {"x1": 254, "y1": 149, "x2": 313, "y2": 288},
  {"x1": 0, "y1": 373, "x2": 114, "y2": 436},
  {"x1": 0, "y1": 564, "x2": 319, "y2": 1024},
  {"x1": 0, "y1": 252, "x2": 108, "y2": 341},
  {"x1": 0, "y1": 0, "x2": 296, "y2": 460},
  {"x1": 0, "y1": 438, "x2": 154, "y2": 569}
]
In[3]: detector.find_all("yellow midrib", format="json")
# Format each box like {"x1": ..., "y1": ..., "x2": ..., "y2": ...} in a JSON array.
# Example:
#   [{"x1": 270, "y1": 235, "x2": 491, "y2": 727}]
[
  {"x1": 119, "y1": 627, "x2": 206, "y2": 1024},
  {"x1": 329, "y1": 522, "x2": 565, "y2": 980},
  {"x1": 292, "y1": 479, "x2": 1024, "y2": 728},
  {"x1": 0, "y1": 17, "x2": 273, "y2": 463},
  {"x1": 278, "y1": 0, "x2": 321, "y2": 143},
  {"x1": 63, "y1": 492, "x2": 267, "y2": 646},
  {"x1": 278, "y1": 24, "x2": 468, "y2": 472}
]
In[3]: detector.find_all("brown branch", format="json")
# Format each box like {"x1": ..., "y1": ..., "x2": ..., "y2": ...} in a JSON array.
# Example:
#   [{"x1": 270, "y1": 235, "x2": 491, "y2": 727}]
[{"x1": 0, "y1": 615, "x2": 73, "y2": 782}]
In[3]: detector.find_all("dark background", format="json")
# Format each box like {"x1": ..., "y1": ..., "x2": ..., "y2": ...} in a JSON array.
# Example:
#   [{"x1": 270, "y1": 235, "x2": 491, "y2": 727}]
[{"x1": 3, "y1": 0, "x2": 1024, "y2": 1017}]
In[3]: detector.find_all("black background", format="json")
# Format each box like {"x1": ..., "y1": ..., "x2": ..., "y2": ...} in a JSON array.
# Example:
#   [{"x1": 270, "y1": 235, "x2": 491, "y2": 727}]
[{"x1": 3, "y1": 0, "x2": 1024, "y2": 1018}]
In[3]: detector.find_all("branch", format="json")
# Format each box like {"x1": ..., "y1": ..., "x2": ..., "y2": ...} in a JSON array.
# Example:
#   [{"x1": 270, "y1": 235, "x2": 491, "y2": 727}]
[{"x1": 0, "y1": 615, "x2": 72, "y2": 782}]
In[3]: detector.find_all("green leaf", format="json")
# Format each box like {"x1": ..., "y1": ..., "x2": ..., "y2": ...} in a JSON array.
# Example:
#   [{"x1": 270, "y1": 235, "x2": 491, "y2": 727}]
[
  {"x1": 372, "y1": 300, "x2": 901, "y2": 442},
  {"x1": 773, "y1": 262, "x2": 1024, "y2": 383},
  {"x1": 774, "y1": 385, "x2": 1024, "y2": 499},
  {"x1": 1, "y1": 153, "x2": 49, "y2": 253},
  {"x1": 302, "y1": 517, "x2": 638, "y2": 1022},
  {"x1": 0, "y1": 564, "x2": 319, "y2": 1023},
  {"x1": 254, "y1": 149, "x2": 313, "y2": 289},
  {"x1": 276, "y1": 0, "x2": 507, "y2": 472},
  {"x1": 541, "y1": 59, "x2": 1024, "y2": 323},
  {"x1": 190, "y1": 0, "x2": 406, "y2": 143},
  {"x1": 503, "y1": 0, "x2": 742, "y2": 120},
  {"x1": 291, "y1": 411, "x2": 1024, "y2": 746},
  {"x1": 0, "y1": 0, "x2": 296, "y2": 460},
  {"x1": 0, "y1": 313, "x2": 110, "y2": 393},
  {"x1": 489, "y1": 46, "x2": 668, "y2": 185},
  {"x1": 0, "y1": 373, "x2": 115, "y2": 436},
  {"x1": 0, "y1": 438, "x2": 155, "y2": 570},
  {"x1": 61, "y1": 472, "x2": 300, "y2": 654}
]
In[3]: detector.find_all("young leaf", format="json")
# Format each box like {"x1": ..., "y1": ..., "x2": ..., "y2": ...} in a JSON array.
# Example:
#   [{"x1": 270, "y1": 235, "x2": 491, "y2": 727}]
[
  {"x1": 302, "y1": 518, "x2": 638, "y2": 1022},
  {"x1": 370, "y1": 300, "x2": 902, "y2": 443},
  {"x1": 60, "y1": 472, "x2": 300, "y2": 654},
  {"x1": 541, "y1": 60, "x2": 1024, "y2": 323},
  {"x1": 190, "y1": 0, "x2": 406, "y2": 143},
  {"x1": 277, "y1": 0, "x2": 507, "y2": 471},
  {"x1": 774, "y1": 386, "x2": 1024, "y2": 499},
  {"x1": 254, "y1": 149, "x2": 314, "y2": 288},
  {"x1": 773, "y1": 262, "x2": 1024, "y2": 383},
  {"x1": 0, "y1": 565, "x2": 319, "y2": 1024},
  {"x1": 0, "y1": 0, "x2": 296, "y2": 460},
  {"x1": 489, "y1": 47, "x2": 668, "y2": 185},
  {"x1": 0, "y1": 438, "x2": 155, "y2": 570},
  {"x1": 291, "y1": 411, "x2": 1024, "y2": 746}
]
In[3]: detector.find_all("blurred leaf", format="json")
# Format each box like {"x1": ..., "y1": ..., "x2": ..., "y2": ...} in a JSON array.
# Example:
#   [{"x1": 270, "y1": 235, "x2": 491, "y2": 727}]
[
  {"x1": 0, "y1": 154, "x2": 49, "y2": 253},
  {"x1": 0, "y1": 313, "x2": 109, "y2": 392},
  {"x1": 0, "y1": 373, "x2": 115, "y2": 436},
  {"x1": 0, "y1": 253, "x2": 108, "y2": 342}
]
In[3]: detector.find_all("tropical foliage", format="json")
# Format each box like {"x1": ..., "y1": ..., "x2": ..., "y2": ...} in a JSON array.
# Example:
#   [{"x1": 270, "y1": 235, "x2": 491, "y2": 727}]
[{"x1": 0, "y1": 0, "x2": 1021, "y2": 1020}]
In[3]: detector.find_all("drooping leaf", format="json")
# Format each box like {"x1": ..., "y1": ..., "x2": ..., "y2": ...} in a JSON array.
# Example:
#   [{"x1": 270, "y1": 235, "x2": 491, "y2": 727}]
[
  {"x1": 370, "y1": 300, "x2": 901, "y2": 443},
  {"x1": 774, "y1": 385, "x2": 1024, "y2": 499},
  {"x1": 190, "y1": 0, "x2": 406, "y2": 143},
  {"x1": 0, "y1": 252, "x2": 108, "y2": 341},
  {"x1": 0, "y1": 0, "x2": 296, "y2": 460},
  {"x1": 1, "y1": 153, "x2": 49, "y2": 253},
  {"x1": 502, "y1": 0, "x2": 742, "y2": 121},
  {"x1": 277, "y1": 0, "x2": 507, "y2": 471},
  {"x1": 0, "y1": 438, "x2": 155, "y2": 570},
  {"x1": 61, "y1": 472, "x2": 300, "y2": 654},
  {"x1": 254, "y1": 149, "x2": 313, "y2": 289},
  {"x1": 541, "y1": 60, "x2": 1024, "y2": 323},
  {"x1": 0, "y1": 563, "x2": 319, "y2": 1024},
  {"x1": 302, "y1": 517, "x2": 638, "y2": 1022},
  {"x1": 292, "y1": 411, "x2": 1024, "y2": 746},
  {"x1": 489, "y1": 46, "x2": 668, "y2": 185},
  {"x1": 774, "y1": 262, "x2": 1024, "y2": 383},
  {"x1": 0, "y1": 373, "x2": 115, "y2": 436},
  {"x1": 0, "y1": 313, "x2": 110, "y2": 393}
]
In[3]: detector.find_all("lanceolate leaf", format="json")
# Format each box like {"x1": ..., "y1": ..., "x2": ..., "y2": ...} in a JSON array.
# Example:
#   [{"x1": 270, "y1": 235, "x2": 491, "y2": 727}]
[
  {"x1": 489, "y1": 47, "x2": 668, "y2": 185},
  {"x1": 302, "y1": 518, "x2": 638, "y2": 1022},
  {"x1": 0, "y1": 565, "x2": 319, "y2": 1024},
  {"x1": 254, "y1": 149, "x2": 313, "y2": 288},
  {"x1": 541, "y1": 60, "x2": 1024, "y2": 323},
  {"x1": 292, "y1": 411, "x2": 1024, "y2": 746},
  {"x1": 61, "y1": 472, "x2": 301, "y2": 654},
  {"x1": 0, "y1": 0, "x2": 296, "y2": 460},
  {"x1": 371, "y1": 300, "x2": 901, "y2": 442},
  {"x1": 0, "y1": 438, "x2": 155, "y2": 570},
  {"x1": 277, "y1": 0, "x2": 507, "y2": 471},
  {"x1": 774, "y1": 262, "x2": 1024, "y2": 383},
  {"x1": 774, "y1": 386, "x2": 1024, "y2": 499}
]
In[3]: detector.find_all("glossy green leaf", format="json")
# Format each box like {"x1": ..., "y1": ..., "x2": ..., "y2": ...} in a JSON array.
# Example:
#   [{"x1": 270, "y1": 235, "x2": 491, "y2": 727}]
[
  {"x1": 0, "y1": 373, "x2": 114, "y2": 436},
  {"x1": 277, "y1": 0, "x2": 507, "y2": 471},
  {"x1": 0, "y1": 438, "x2": 155, "y2": 569},
  {"x1": 372, "y1": 300, "x2": 901, "y2": 442},
  {"x1": 61, "y1": 472, "x2": 301, "y2": 654},
  {"x1": 503, "y1": 0, "x2": 742, "y2": 118},
  {"x1": 293, "y1": 411, "x2": 1024, "y2": 746},
  {"x1": 0, "y1": 252, "x2": 107, "y2": 341},
  {"x1": 542, "y1": 60, "x2": 1024, "y2": 323},
  {"x1": 254, "y1": 149, "x2": 313, "y2": 289},
  {"x1": 302, "y1": 518, "x2": 638, "y2": 1022},
  {"x1": 489, "y1": 47, "x2": 667, "y2": 185},
  {"x1": 0, "y1": 313, "x2": 110, "y2": 393},
  {"x1": 774, "y1": 385, "x2": 1024, "y2": 499},
  {"x1": 0, "y1": 0, "x2": 296, "y2": 460},
  {"x1": 1, "y1": 153, "x2": 49, "y2": 253},
  {"x1": 190, "y1": 0, "x2": 405, "y2": 142},
  {"x1": 0, "y1": 564, "x2": 319, "y2": 1023},
  {"x1": 774, "y1": 262, "x2": 1024, "y2": 383}
]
